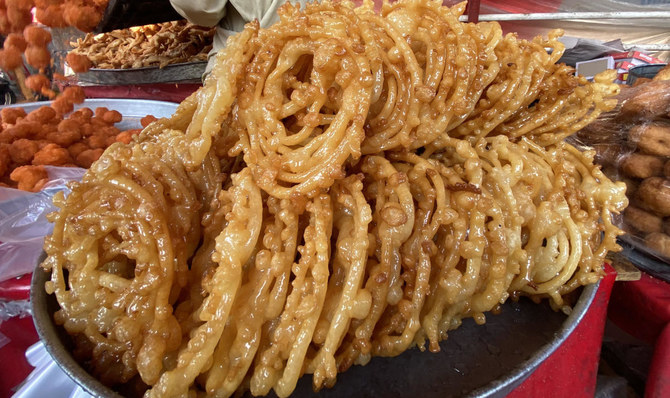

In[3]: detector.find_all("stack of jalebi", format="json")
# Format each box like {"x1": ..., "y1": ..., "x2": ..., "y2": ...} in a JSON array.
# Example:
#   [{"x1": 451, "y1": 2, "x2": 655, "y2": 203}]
[{"x1": 40, "y1": 1, "x2": 628, "y2": 397}]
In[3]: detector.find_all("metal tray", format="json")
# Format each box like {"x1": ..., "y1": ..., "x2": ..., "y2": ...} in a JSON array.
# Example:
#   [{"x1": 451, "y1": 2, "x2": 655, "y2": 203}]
[
  {"x1": 1, "y1": 98, "x2": 179, "y2": 130},
  {"x1": 76, "y1": 62, "x2": 206, "y2": 86},
  {"x1": 31, "y1": 249, "x2": 598, "y2": 398}
]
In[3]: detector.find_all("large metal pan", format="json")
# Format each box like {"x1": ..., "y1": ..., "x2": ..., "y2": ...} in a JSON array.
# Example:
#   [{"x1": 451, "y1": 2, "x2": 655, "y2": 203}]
[
  {"x1": 32, "y1": 254, "x2": 598, "y2": 398},
  {"x1": 26, "y1": 98, "x2": 599, "y2": 398}
]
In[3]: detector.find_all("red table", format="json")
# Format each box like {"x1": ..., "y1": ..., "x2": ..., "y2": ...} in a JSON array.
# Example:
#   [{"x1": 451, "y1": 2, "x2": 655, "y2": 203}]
[
  {"x1": 0, "y1": 274, "x2": 35, "y2": 398},
  {"x1": 608, "y1": 272, "x2": 670, "y2": 398}
]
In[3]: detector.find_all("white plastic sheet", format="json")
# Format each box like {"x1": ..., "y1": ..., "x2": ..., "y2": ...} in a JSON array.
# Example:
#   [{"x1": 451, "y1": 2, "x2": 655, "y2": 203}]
[
  {"x1": 12, "y1": 342, "x2": 91, "y2": 398},
  {"x1": 0, "y1": 166, "x2": 85, "y2": 282}
]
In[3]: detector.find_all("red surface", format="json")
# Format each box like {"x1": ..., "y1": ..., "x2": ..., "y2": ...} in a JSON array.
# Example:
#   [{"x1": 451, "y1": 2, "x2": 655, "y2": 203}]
[
  {"x1": 81, "y1": 83, "x2": 201, "y2": 103},
  {"x1": 467, "y1": 0, "x2": 481, "y2": 23},
  {"x1": 508, "y1": 265, "x2": 617, "y2": 398},
  {"x1": 608, "y1": 273, "x2": 670, "y2": 398},
  {"x1": 481, "y1": 0, "x2": 560, "y2": 14},
  {"x1": 609, "y1": 273, "x2": 670, "y2": 345},
  {"x1": 0, "y1": 274, "x2": 32, "y2": 301},
  {"x1": 646, "y1": 323, "x2": 670, "y2": 398},
  {"x1": 0, "y1": 315, "x2": 38, "y2": 398}
]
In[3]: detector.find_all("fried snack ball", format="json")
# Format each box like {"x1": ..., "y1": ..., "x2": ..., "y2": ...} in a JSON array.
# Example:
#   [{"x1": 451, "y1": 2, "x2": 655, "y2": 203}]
[
  {"x1": 0, "y1": 8, "x2": 8, "y2": 33},
  {"x1": 645, "y1": 232, "x2": 670, "y2": 258},
  {"x1": 6, "y1": 1, "x2": 32, "y2": 33},
  {"x1": 1, "y1": 107, "x2": 26, "y2": 124},
  {"x1": 57, "y1": 118, "x2": 82, "y2": 134},
  {"x1": 10, "y1": 138, "x2": 39, "y2": 164},
  {"x1": 0, "y1": 143, "x2": 10, "y2": 176},
  {"x1": 637, "y1": 177, "x2": 670, "y2": 217},
  {"x1": 4, "y1": 32, "x2": 27, "y2": 51},
  {"x1": 0, "y1": 46, "x2": 23, "y2": 70},
  {"x1": 87, "y1": 133, "x2": 107, "y2": 149},
  {"x1": 51, "y1": 96, "x2": 74, "y2": 115},
  {"x1": 65, "y1": 52, "x2": 92, "y2": 73},
  {"x1": 62, "y1": 86, "x2": 86, "y2": 103},
  {"x1": 620, "y1": 153, "x2": 664, "y2": 179},
  {"x1": 7, "y1": 120, "x2": 43, "y2": 141},
  {"x1": 624, "y1": 206, "x2": 663, "y2": 234},
  {"x1": 23, "y1": 25, "x2": 52, "y2": 47},
  {"x1": 75, "y1": 148, "x2": 103, "y2": 168},
  {"x1": 67, "y1": 142, "x2": 88, "y2": 159},
  {"x1": 32, "y1": 143, "x2": 72, "y2": 166},
  {"x1": 140, "y1": 115, "x2": 157, "y2": 128},
  {"x1": 93, "y1": 106, "x2": 108, "y2": 118},
  {"x1": 47, "y1": 122, "x2": 81, "y2": 147},
  {"x1": 10, "y1": 165, "x2": 48, "y2": 192},
  {"x1": 51, "y1": 87, "x2": 86, "y2": 114},
  {"x1": 35, "y1": 5, "x2": 66, "y2": 28},
  {"x1": 25, "y1": 45, "x2": 51, "y2": 69},
  {"x1": 63, "y1": 4, "x2": 99, "y2": 32},
  {"x1": 629, "y1": 124, "x2": 670, "y2": 157},
  {"x1": 0, "y1": 11, "x2": 9, "y2": 35},
  {"x1": 102, "y1": 110, "x2": 122, "y2": 124},
  {"x1": 26, "y1": 105, "x2": 57, "y2": 124},
  {"x1": 25, "y1": 74, "x2": 51, "y2": 93},
  {"x1": 70, "y1": 106, "x2": 93, "y2": 122}
]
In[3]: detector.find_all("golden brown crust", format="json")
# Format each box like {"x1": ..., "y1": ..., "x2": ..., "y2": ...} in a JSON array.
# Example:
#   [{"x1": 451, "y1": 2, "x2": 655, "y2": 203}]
[
  {"x1": 636, "y1": 177, "x2": 670, "y2": 216},
  {"x1": 645, "y1": 232, "x2": 670, "y2": 258},
  {"x1": 629, "y1": 124, "x2": 670, "y2": 157},
  {"x1": 620, "y1": 81, "x2": 670, "y2": 121},
  {"x1": 620, "y1": 153, "x2": 664, "y2": 179},
  {"x1": 624, "y1": 205, "x2": 663, "y2": 234}
]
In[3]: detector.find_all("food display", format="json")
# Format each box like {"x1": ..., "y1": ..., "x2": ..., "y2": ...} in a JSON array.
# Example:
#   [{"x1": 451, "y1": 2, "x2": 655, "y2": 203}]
[
  {"x1": 38, "y1": 1, "x2": 627, "y2": 397},
  {"x1": 0, "y1": 0, "x2": 108, "y2": 99},
  {"x1": 0, "y1": 90, "x2": 156, "y2": 192},
  {"x1": 578, "y1": 64, "x2": 670, "y2": 259},
  {"x1": 68, "y1": 20, "x2": 215, "y2": 70}
]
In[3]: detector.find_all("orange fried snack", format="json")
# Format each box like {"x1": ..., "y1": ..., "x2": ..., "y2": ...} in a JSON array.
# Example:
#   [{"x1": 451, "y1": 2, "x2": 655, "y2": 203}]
[
  {"x1": 0, "y1": 100, "x2": 155, "y2": 191},
  {"x1": 10, "y1": 164, "x2": 48, "y2": 192},
  {"x1": 65, "y1": 52, "x2": 92, "y2": 73}
]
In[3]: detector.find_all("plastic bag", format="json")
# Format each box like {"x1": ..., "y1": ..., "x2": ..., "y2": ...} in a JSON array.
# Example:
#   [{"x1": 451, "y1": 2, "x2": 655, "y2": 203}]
[
  {"x1": 0, "y1": 166, "x2": 85, "y2": 282},
  {"x1": 574, "y1": 68, "x2": 670, "y2": 264}
]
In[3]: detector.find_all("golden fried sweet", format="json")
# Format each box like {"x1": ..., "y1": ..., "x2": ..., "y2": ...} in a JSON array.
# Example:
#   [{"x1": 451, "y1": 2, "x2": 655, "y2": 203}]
[
  {"x1": 620, "y1": 81, "x2": 670, "y2": 121},
  {"x1": 69, "y1": 20, "x2": 215, "y2": 70},
  {"x1": 40, "y1": 1, "x2": 627, "y2": 397},
  {"x1": 629, "y1": 123, "x2": 670, "y2": 157},
  {"x1": 624, "y1": 206, "x2": 663, "y2": 234},
  {"x1": 645, "y1": 232, "x2": 670, "y2": 258},
  {"x1": 637, "y1": 177, "x2": 670, "y2": 216}
]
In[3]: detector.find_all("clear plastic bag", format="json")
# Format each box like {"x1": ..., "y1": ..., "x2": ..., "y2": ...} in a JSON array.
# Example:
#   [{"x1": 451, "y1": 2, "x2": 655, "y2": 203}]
[
  {"x1": 0, "y1": 166, "x2": 85, "y2": 282},
  {"x1": 576, "y1": 72, "x2": 670, "y2": 264}
]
